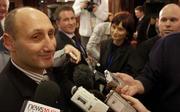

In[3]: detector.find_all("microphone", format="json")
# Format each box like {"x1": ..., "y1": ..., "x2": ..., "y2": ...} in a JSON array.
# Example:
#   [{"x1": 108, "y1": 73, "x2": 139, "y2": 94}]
[
  {"x1": 21, "y1": 80, "x2": 61, "y2": 112},
  {"x1": 85, "y1": 58, "x2": 107, "y2": 85},
  {"x1": 72, "y1": 64, "x2": 136, "y2": 112},
  {"x1": 34, "y1": 80, "x2": 60, "y2": 107},
  {"x1": 104, "y1": 70, "x2": 125, "y2": 88},
  {"x1": 72, "y1": 64, "x2": 109, "y2": 112},
  {"x1": 71, "y1": 86, "x2": 109, "y2": 112},
  {"x1": 104, "y1": 70, "x2": 137, "y2": 112},
  {"x1": 73, "y1": 64, "x2": 94, "y2": 90}
]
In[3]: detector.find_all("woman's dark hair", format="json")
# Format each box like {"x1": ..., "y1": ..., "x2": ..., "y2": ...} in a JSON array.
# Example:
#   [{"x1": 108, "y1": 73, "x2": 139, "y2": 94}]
[{"x1": 111, "y1": 11, "x2": 135, "y2": 39}]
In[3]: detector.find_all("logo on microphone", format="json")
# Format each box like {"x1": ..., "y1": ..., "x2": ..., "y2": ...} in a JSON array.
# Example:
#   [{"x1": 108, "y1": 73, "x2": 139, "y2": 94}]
[{"x1": 22, "y1": 101, "x2": 60, "y2": 112}]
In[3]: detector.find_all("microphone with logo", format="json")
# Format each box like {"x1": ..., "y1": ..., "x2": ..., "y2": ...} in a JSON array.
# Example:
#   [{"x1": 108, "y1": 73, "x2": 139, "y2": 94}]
[
  {"x1": 20, "y1": 80, "x2": 61, "y2": 112},
  {"x1": 71, "y1": 64, "x2": 109, "y2": 112}
]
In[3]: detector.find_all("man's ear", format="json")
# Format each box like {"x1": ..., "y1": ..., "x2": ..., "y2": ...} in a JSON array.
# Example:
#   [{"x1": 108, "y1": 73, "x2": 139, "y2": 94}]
[{"x1": 3, "y1": 33, "x2": 15, "y2": 51}]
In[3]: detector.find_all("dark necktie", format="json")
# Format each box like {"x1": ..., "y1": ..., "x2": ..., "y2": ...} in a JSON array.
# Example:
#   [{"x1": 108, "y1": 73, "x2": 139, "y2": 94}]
[{"x1": 72, "y1": 36, "x2": 87, "y2": 58}]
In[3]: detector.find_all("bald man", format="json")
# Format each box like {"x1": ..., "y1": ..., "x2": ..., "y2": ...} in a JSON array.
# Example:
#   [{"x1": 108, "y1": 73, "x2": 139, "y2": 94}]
[
  {"x1": 158, "y1": 3, "x2": 180, "y2": 37},
  {"x1": 0, "y1": 7, "x2": 67, "y2": 111},
  {"x1": 115, "y1": 4, "x2": 180, "y2": 112},
  {"x1": 135, "y1": 3, "x2": 180, "y2": 72}
]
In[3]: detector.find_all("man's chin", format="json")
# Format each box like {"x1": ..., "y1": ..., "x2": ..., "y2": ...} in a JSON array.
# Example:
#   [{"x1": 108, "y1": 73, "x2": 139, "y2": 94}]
[{"x1": 40, "y1": 61, "x2": 53, "y2": 68}]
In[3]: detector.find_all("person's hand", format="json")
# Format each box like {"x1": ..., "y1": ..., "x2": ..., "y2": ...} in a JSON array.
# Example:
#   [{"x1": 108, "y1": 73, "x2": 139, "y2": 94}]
[
  {"x1": 114, "y1": 73, "x2": 144, "y2": 96},
  {"x1": 133, "y1": 32, "x2": 138, "y2": 39},
  {"x1": 121, "y1": 94, "x2": 150, "y2": 112},
  {"x1": 64, "y1": 44, "x2": 81, "y2": 64}
]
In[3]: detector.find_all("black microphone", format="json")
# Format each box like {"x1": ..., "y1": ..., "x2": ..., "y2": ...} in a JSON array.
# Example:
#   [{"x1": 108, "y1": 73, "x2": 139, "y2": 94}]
[
  {"x1": 33, "y1": 80, "x2": 60, "y2": 107},
  {"x1": 85, "y1": 58, "x2": 107, "y2": 85},
  {"x1": 20, "y1": 80, "x2": 61, "y2": 112},
  {"x1": 73, "y1": 64, "x2": 95, "y2": 90}
]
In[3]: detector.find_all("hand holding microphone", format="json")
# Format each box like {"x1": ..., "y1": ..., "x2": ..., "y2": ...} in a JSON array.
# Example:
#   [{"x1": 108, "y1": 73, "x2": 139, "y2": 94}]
[
  {"x1": 104, "y1": 70, "x2": 137, "y2": 112},
  {"x1": 121, "y1": 94, "x2": 150, "y2": 112},
  {"x1": 113, "y1": 72, "x2": 144, "y2": 96}
]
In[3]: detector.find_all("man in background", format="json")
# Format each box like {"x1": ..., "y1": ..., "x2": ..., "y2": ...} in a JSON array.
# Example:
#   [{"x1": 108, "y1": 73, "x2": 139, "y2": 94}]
[
  {"x1": 54, "y1": 5, "x2": 87, "y2": 111},
  {"x1": 134, "y1": 6, "x2": 150, "y2": 44},
  {"x1": 0, "y1": 0, "x2": 9, "y2": 51},
  {"x1": 73, "y1": 0, "x2": 109, "y2": 47},
  {"x1": 0, "y1": 0, "x2": 9, "y2": 72}
]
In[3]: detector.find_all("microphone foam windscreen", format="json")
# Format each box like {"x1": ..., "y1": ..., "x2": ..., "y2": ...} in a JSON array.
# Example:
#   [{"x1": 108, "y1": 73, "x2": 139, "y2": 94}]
[
  {"x1": 34, "y1": 80, "x2": 60, "y2": 107},
  {"x1": 73, "y1": 64, "x2": 94, "y2": 90}
]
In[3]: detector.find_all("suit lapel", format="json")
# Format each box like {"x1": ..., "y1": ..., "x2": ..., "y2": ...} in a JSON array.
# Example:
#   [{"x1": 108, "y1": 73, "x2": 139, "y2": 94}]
[{"x1": 6, "y1": 61, "x2": 38, "y2": 99}]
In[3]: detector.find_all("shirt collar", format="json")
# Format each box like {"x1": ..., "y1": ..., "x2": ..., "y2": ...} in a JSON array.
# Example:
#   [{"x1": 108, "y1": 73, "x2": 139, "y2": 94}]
[
  {"x1": 58, "y1": 28, "x2": 75, "y2": 38},
  {"x1": 139, "y1": 15, "x2": 144, "y2": 21},
  {"x1": 11, "y1": 59, "x2": 48, "y2": 84}
]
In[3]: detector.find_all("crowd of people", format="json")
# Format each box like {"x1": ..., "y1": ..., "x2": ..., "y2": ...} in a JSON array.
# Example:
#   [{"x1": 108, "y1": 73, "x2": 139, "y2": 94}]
[{"x1": 0, "y1": 0, "x2": 180, "y2": 111}]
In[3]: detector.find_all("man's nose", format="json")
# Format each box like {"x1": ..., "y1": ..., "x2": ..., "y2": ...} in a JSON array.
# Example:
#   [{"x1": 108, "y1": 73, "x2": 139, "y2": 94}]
[
  {"x1": 44, "y1": 36, "x2": 55, "y2": 51},
  {"x1": 165, "y1": 20, "x2": 171, "y2": 27}
]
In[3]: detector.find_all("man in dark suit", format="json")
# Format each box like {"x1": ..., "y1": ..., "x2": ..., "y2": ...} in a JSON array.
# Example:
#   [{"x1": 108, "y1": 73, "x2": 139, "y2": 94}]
[
  {"x1": 55, "y1": 5, "x2": 87, "y2": 57},
  {"x1": 0, "y1": 7, "x2": 67, "y2": 111},
  {"x1": 134, "y1": 6, "x2": 150, "y2": 44},
  {"x1": 53, "y1": 5, "x2": 88, "y2": 111}
]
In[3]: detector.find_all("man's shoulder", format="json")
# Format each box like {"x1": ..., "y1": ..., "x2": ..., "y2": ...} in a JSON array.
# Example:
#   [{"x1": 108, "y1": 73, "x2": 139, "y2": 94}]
[{"x1": 55, "y1": 31, "x2": 68, "y2": 38}]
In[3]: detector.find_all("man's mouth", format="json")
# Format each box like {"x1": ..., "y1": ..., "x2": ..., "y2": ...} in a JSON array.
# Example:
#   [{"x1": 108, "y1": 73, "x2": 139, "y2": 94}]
[
  {"x1": 40, "y1": 53, "x2": 54, "y2": 60},
  {"x1": 164, "y1": 30, "x2": 173, "y2": 34}
]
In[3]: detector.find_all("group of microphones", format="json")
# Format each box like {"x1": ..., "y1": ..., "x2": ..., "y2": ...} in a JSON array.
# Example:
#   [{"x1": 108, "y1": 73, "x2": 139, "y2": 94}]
[
  {"x1": 20, "y1": 58, "x2": 136, "y2": 112},
  {"x1": 71, "y1": 60, "x2": 137, "y2": 112}
]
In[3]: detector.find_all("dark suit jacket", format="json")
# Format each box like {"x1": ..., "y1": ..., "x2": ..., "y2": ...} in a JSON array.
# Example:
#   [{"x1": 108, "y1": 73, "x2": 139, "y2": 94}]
[
  {"x1": 55, "y1": 31, "x2": 80, "y2": 98},
  {"x1": 97, "y1": 39, "x2": 138, "y2": 77},
  {"x1": 137, "y1": 32, "x2": 180, "y2": 112},
  {"x1": 54, "y1": 31, "x2": 85, "y2": 112},
  {"x1": 56, "y1": 31, "x2": 75, "y2": 50},
  {"x1": 136, "y1": 35, "x2": 160, "y2": 72},
  {"x1": 136, "y1": 16, "x2": 150, "y2": 43},
  {"x1": 0, "y1": 61, "x2": 67, "y2": 112}
]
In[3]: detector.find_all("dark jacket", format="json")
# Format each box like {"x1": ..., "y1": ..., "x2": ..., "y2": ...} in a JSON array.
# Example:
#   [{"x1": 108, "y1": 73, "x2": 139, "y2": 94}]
[
  {"x1": 136, "y1": 16, "x2": 150, "y2": 43},
  {"x1": 137, "y1": 32, "x2": 180, "y2": 112},
  {"x1": 98, "y1": 39, "x2": 138, "y2": 77},
  {"x1": 136, "y1": 35, "x2": 160, "y2": 72},
  {"x1": 0, "y1": 61, "x2": 67, "y2": 112},
  {"x1": 54, "y1": 31, "x2": 85, "y2": 112}
]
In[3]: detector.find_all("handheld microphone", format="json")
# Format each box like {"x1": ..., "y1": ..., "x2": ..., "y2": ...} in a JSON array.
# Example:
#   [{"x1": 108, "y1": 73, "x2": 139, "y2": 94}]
[
  {"x1": 104, "y1": 70, "x2": 125, "y2": 88},
  {"x1": 85, "y1": 58, "x2": 107, "y2": 85},
  {"x1": 21, "y1": 80, "x2": 61, "y2": 112},
  {"x1": 104, "y1": 71, "x2": 136, "y2": 112},
  {"x1": 71, "y1": 86, "x2": 109, "y2": 112},
  {"x1": 33, "y1": 80, "x2": 60, "y2": 107},
  {"x1": 73, "y1": 64, "x2": 94, "y2": 90}
]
